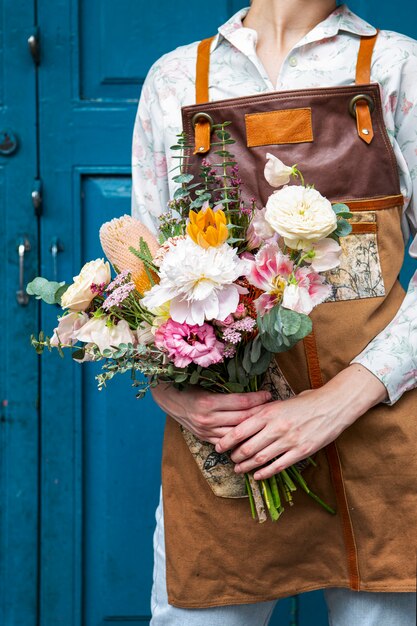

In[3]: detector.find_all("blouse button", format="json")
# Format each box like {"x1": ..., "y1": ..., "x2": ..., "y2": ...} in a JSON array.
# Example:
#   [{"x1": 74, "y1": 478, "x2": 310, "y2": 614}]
[{"x1": 289, "y1": 56, "x2": 298, "y2": 67}]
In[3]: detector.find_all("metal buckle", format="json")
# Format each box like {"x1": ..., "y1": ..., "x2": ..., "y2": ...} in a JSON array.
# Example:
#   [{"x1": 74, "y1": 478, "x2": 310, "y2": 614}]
[
  {"x1": 191, "y1": 112, "x2": 214, "y2": 130},
  {"x1": 348, "y1": 94, "x2": 375, "y2": 118}
]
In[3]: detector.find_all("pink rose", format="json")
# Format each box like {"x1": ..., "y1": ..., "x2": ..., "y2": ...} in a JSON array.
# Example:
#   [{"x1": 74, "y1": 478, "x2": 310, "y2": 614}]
[{"x1": 155, "y1": 319, "x2": 224, "y2": 368}]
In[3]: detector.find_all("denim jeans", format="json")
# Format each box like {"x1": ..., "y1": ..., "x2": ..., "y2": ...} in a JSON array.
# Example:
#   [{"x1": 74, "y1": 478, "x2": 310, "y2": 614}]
[{"x1": 150, "y1": 489, "x2": 416, "y2": 626}]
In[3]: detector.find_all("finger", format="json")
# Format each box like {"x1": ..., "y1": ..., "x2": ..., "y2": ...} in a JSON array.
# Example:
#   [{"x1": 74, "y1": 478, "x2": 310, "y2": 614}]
[
  {"x1": 215, "y1": 416, "x2": 264, "y2": 453},
  {"x1": 208, "y1": 406, "x2": 262, "y2": 427},
  {"x1": 233, "y1": 440, "x2": 285, "y2": 473},
  {"x1": 202, "y1": 426, "x2": 233, "y2": 441},
  {"x1": 253, "y1": 448, "x2": 302, "y2": 480},
  {"x1": 230, "y1": 430, "x2": 279, "y2": 464},
  {"x1": 208, "y1": 390, "x2": 272, "y2": 411}
]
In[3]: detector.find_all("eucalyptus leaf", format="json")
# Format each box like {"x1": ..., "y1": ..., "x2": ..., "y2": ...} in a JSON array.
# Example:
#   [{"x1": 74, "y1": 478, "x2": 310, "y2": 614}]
[
  {"x1": 224, "y1": 382, "x2": 245, "y2": 393},
  {"x1": 26, "y1": 277, "x2": 68, "y2": 305},
  {"x1": 189, "y1": 369, "x2": 200, "y2": 385},
  {"x1": 72, "y1": 348, "x2": 85, "y2": 361},
  {"x1": 251, "y1": 335, "x2": 262, "y2": 363},
  {"x1": 334, "y1": 218, "x2": 352, "y2": 238},
  {"x1": 249, "y1": 350, "x2": 273, "y2": 377},
  {"x1": 172, "y1": 173, "x2": 194, "y2": 184},
  {"x1": 174, "y1": 372, "x2": 188, "y2": 383}
]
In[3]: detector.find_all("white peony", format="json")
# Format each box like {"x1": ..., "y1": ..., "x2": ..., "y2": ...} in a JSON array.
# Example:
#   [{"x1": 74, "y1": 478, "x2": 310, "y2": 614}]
[
  {"x1": 74, "y1": 316, "x2": 135, "y2": 353},
  {"x1": 264, "y1": 153, "x2": 294, "y2": 188},
  {"x1": 61, "y1": 259, "x2": 111, "y2": 311},
  {"x1": 141, "y1": 238, "x2": 248, "y2": 326},
  {"x1": 265, "y1": 185, "x2": 337, "y2": 250}
]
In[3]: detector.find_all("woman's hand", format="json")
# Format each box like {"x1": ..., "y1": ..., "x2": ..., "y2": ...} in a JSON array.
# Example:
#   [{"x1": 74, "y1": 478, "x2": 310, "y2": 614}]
[
  {"x1": 151, "y1": 383, "x2": 272, "y2": 445},
  {"x1": 214, "y1": 364, "x2": 388, "y2": 479}
]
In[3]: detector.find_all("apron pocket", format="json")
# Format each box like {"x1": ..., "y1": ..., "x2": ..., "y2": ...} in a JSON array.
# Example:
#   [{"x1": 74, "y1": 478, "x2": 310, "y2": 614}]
[{"x1": 324, "y1": 210, "x2": 385, "y2": 301}]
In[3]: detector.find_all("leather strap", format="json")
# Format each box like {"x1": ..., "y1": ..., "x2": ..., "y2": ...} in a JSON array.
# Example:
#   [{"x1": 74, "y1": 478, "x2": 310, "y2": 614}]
[
  {"x1": 193, "y1": 36, "x2": 216, "y2": 154},
  {"x1": 196, "y1": 36, "x2": 214, "y2": 103},
  {"x1": 354, "y1": 32, "x2": 379, "y2": 144},
  {"x1": 355, "y1": 32, "x2": 379, "y2": 84},
  {"x1": 303, "y1": 331, "x2": 360, "y2": 590}
]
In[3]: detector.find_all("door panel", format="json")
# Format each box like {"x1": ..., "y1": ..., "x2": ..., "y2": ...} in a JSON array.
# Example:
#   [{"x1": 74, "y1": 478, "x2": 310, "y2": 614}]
[{"x1": 0, "y1": 1, "x2": 39, "y2": 625}]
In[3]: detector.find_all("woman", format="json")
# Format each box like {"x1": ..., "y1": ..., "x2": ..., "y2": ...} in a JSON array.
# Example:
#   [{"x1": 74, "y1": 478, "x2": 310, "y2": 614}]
[{"x1": 131, "y1": 2, "x2": 417, "y2": 624}]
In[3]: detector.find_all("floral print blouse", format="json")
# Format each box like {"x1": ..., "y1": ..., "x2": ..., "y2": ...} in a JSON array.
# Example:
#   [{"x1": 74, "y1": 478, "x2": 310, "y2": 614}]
[{"x1": 131, "y1": 3, "x2": 417, "y2": 404}]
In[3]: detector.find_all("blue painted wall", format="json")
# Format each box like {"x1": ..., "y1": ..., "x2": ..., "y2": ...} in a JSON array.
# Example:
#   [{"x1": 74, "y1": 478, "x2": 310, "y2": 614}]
[{"x1": 2, "y1": 1, "x2": 417, "y2": 625}]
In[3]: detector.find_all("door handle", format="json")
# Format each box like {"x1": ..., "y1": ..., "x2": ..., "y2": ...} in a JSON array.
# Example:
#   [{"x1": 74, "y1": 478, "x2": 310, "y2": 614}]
[
  {"x1": 16, "y1": 238, "x2": 31, "y2": 306},
  {"x1": 50, "y1": 237, "x2": 64, "y2": 282}
]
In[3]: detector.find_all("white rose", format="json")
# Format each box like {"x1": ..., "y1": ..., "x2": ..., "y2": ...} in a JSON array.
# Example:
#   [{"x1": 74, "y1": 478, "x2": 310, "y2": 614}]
[
  {"x1": 61, "y1": 259, "x2": 111, "y2": 311},
  {"x1": 265, "y1": 185, "x2": 337, "y2": 250},
  {"x1": 74, "y1": 316, "x2": 135, "y2": 353},
  {"x1": 264, "y1": 153, "x2": 294, "y2": 188}
]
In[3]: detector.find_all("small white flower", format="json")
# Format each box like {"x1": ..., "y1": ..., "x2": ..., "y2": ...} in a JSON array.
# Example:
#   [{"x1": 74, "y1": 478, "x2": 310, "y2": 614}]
[
  {"x1": 264, "y1": 153, "x2": 294, "y2": 188},
  {"x1": 265, "y1": 185, "x2": 337, "y2": 250},
  {"x1": 50, "y1": 311, "x2": 89, "y2": 346},
  {"x1": 74, "y1": 317, "x2": 135, "y2": 353},
  {"x1": 61, "y1": 259, "x2": 111, "y2": 311},
  {"x1": 136, "y1": 321, "x2": 155, "y2": 346},
  {"x1": 246, "y1": 207, "x2": 277, "y2": 250},
  {"x1": 305, "y1": 238, "x2": 342, "y2": 272},
  {"x1": 141, "y1": 238, "x2": 248, "y2": 326}
]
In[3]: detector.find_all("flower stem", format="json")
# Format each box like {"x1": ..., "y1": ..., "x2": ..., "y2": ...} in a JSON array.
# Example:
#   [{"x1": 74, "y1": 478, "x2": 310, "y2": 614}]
[
  {"x1": 261, "y1": 479, "x2": 280, "y2": 521},
  {"x1": 245, "y1": 473, "x2": 256, "y2": 520},
  {"x1": 288, "y1": 466, "x2": 336, "y2": 515}
]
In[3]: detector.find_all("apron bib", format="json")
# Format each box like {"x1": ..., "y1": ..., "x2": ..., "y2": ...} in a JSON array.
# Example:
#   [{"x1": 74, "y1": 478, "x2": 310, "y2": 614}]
[{"x1": 161, "y1": 32, "x2": 417, "y2": 608}]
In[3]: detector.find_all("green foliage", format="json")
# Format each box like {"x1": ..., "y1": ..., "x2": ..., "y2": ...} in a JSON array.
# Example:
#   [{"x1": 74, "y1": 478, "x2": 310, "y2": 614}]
[
  {"x1": 257, "y1": 305, "x2": 313, "y2": 353},
  {"x1": 331, "y1": 202, "x2": 353, "y2": 241},
  {"x1": 26, "y1": 277, "x2": 69, "y2": 305}
]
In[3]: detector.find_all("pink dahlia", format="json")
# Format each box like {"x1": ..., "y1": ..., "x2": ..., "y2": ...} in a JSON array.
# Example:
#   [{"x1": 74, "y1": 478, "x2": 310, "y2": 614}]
[{"x1": 155, "y1": 319, "x2": 224, "y2": 368}]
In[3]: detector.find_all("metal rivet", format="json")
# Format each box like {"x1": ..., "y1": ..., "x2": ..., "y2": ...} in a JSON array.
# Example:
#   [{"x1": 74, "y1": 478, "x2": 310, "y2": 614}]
[{"x1": 362, "y1": 129, "x2": 370, "y2": 135}]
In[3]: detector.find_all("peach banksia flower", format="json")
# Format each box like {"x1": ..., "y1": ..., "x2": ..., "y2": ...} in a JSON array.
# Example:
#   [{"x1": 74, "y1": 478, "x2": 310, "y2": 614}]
[{"x1": 99, "y1": 215, "x2": 160, "y2": 294}]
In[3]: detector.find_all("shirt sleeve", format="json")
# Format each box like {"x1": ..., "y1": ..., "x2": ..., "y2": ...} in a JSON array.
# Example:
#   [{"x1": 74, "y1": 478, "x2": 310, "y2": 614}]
[
  {"x1": 131, "y1": 63, "x2": 170, "y2": 235},
  {"x1": 350, "y1": 46, "x2": 417, "y2": 405}
]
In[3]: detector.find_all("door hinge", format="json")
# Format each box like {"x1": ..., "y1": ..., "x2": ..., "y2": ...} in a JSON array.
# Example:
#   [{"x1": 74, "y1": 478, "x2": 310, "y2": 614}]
[
  {"x1": 28, "y1": 26, "x2": 41, "y2": 66},
  {"x1": 32, "y1": 178, "x2": 43, "y2": 216}
]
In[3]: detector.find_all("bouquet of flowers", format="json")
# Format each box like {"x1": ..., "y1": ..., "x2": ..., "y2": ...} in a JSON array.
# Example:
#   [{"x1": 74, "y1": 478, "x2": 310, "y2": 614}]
[{"x1": 28, "y1": 122, "x2": 353, "y2": 523}]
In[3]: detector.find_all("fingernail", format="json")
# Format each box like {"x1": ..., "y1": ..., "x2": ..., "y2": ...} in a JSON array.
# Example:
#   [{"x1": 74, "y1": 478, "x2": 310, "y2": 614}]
[
  {"x1": 234, "y1": 464, "x2": 240, "y2": 472},
  {"x1": 215, "y1": 444, "x2": 221, "y2": 452}
]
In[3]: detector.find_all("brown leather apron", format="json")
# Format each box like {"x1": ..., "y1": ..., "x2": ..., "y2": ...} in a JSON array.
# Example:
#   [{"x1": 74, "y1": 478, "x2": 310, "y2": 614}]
[{"x1": 161, "y1": 32, "x2": 417, "y2": 608}]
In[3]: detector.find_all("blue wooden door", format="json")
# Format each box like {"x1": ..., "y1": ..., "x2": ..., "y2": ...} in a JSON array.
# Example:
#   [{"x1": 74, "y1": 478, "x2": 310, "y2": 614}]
[
  {"x1": 34, "y1": 1, "x2": 417, "y2": 626},
  {"x1": 0, "y1": 1, "x2": 39, "y2": 624}
]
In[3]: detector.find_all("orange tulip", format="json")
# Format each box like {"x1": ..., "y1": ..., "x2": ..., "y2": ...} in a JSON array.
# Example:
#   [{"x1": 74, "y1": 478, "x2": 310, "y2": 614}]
[{"x1": 187, "y1": 207, "x2": 229, "y2": 249}]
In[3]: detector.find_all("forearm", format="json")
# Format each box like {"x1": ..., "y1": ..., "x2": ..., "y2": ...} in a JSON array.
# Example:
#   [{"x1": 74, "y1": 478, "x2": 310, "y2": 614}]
[{"x1": 313, "y1": 363, "x2": 388, "y2": 429}]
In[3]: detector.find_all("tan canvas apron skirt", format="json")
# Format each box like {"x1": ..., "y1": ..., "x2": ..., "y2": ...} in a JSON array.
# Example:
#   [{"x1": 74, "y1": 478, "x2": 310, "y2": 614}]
[{"x1": 161, "y1": 32, "x2": 417, "y2": 608}]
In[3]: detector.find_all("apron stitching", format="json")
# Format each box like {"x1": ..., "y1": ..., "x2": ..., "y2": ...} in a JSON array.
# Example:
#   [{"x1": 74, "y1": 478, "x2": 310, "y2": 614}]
[{"x1": 326, "y1": 442, "x2": 361, "y2": 590}]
